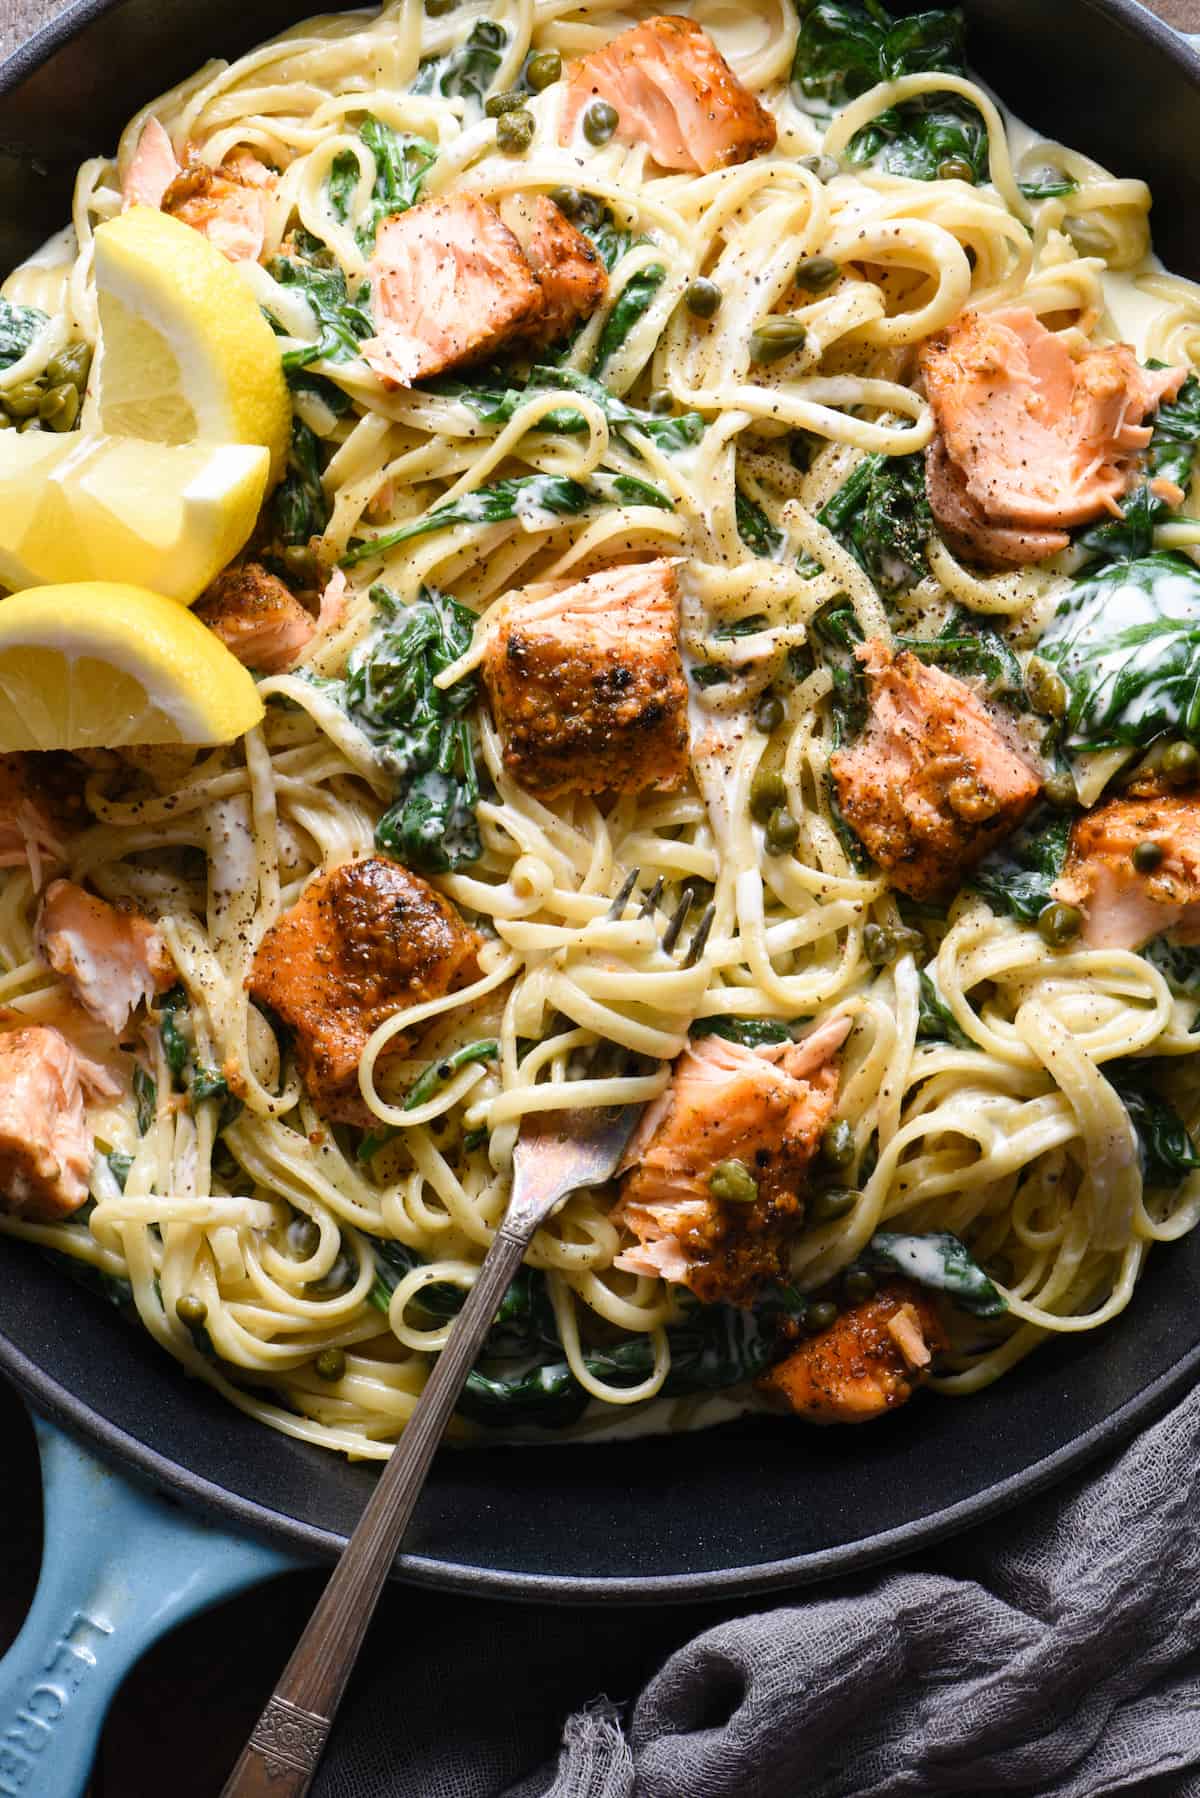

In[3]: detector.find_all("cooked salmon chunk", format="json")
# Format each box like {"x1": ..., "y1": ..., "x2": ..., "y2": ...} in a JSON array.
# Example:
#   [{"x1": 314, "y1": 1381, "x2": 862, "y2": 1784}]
[
  {"x1": 925, "y1": 435, "x2": 1070, "y2": 570},
  {"x1": 362, "y1": 194, "x2": 543, "y2": 388},
  {"x1": 481, "y1": 560, "x2": 689, "y2": 800},
  {"x1": 247, "y1": 855, "x2": 482, "y2": 1123},
  {"x1": 37, "y1": 881, "x2": 174, "y2": 1040},
  {"x1": 124, "y1": 120, "x2": 275, "y2": 262},
  {"x1": 560, "y1": 15, "x2": 777, "y2": 173},
  {"x1": 499, "y1": 194, "x2": 608, "y2": 346},
  {"x1": 830, "y1": 640, "x2": 1042, "y2": 902},
  {"x1": 920, "y1": 309, "x2": 1186, "y2": 552},
  {"x1": 0, "y1": 1026, "x2": 120, "y2": 1220},
  {"x1": 1052, "y1": 787, "x2": 1200, "y2": 950},
  {"x1": 612, "y1": 1014, "x2": 851, "y2": 1304},
  {"x1": 194, "y1": 563, "x2": 316, "y2": 674},
  {"x1": 0, "y1": 754, "x2": 77, "y2": 884},
  {"x1": 757, "y1": 1279, "x2": 947, "y2": 1424}
]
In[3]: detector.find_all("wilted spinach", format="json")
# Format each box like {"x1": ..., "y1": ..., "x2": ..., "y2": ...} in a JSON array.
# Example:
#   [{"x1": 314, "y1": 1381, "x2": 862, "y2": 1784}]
[
  {"x1": 0, "y1": 297, "x2": 46, "y2": 370},
  {"x1": 268, "y1": 232, "x2": 372, "y2": 369},
  {"x1": 447, "y1": 365, "x2": 704, "y2": 455},
  {"x1": 915, "y1": 970, "x2": 974, "y2": 1050},
  {"x1": 270, "y1": 416, "x2": 330, "y2": 547},
  {"x1": 863, "y1": 1229, "x2": 1007, "y2": 1315},
  {"x1": 690, "y1": 613, "x2": 769, "y2": 689},
  {"x1": 1106, "y1": 1062, "x2": 1200, "y2": 1187},
  {"x1": 358, "y1": 1039, "x2": 498, "y2": 1162},
  {"x1": 1075, "y1": 373, "x2": 1200, "y2": 565},
  {"x1": 328, "y1": 115, "x2": 437, "y2": 251},
  {"x1": 818, "y1": 450, "x2": 932, "y2": 593},
  {"x1": 970, "y1": 806, "x2": 1072, "y2": 923},
  {"x1": 736, "y1": 487, "x2": 785, "y2": 559},
  {"x1": 593, "y1": 265, "x2": 667, "y2": 372},
  {"x1": 412, "y1": 18, "x2": 509, "y2": 114},
  {"x1": 1143, "y1": 938, "x2": 1200, "y2": 997},
  {"x1": 1037, "y1": 552, "x2": 1200, "y2": 753},
  {"x1": 690, "y1": 1016, "x2": 793, "y2": 1047},
  {"x1": 896, "y1": 611, "x2": 1024, "y2": 703},
  {"x1": 133, "y1": 1066, "x2": 157, "y2": 1135},
  {"x1": 1018, "y1": 169, "x2": 1079, "y2": 201}
]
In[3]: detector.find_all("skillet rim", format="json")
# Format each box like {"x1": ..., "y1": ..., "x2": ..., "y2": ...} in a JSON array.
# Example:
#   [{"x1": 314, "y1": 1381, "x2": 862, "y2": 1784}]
[{"x1": 0, "y1": 0, "x2": 1198, "y2": 1603}]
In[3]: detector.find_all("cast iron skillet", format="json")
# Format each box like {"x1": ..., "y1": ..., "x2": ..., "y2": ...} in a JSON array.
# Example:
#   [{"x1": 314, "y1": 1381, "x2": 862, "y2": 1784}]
[{"x1": 0, "y1": 0, "x2": 1198, "y2": 1604}]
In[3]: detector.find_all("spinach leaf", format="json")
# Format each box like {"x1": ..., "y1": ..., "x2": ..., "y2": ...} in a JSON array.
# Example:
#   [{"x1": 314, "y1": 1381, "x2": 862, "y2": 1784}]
[
  {"x1": 1143, "y1": 938, "x2": 1200, "y2": 997},
  {"x1": 341, "y1": 471, "x2": 672, "y2": 567},
  {"x1": 447, "y1": 365, "x2": 704, "y2": 455},
  {"x1": 412, "y1": 18, "x2": 508, "y2": 115},
  {"x1": 916, "y1": 970, "x2": 974, "y2": 1050},
  {"x1": 328, "y1": 116, "x2": 437, "y2": 252},
  {"x1": 690, "y1": 1016, "x2": 793, "y2": 1047},
  {"x1": 1076, "y1": 373, "x2": 1200, "y2": 565},
  {"x1": 286, "y1": 366, "x2": 353, "y2": 418},
  {"x1": 0, "y1": 297, "x2": 47, "y2": 370},
  {"x1": 850, "y1": 100, "x2": 986, "y2": 183},
  {"x1": 370, "y1": 1238, "x2": 556, "y2": 1356},
  {"x1": 818, "y1": 450, "x2": 931, "y2": 593},
  {"x1": 864, "y1": 1229, "x2": 1007, "y2": 1315},
  {"x1": 1018, "y1": 169, "x2": 1079, "y2": 200},
  {"x1": 582, "y1": 209, "x2": 637, "y2": 273},
  {"x1": 377, "y1": 770, "x2": 483, "y2": 872},
  {"x1": 1038, "y1": 552, "x2": 1200, "y2": 752},
  {"x1": 270, "y1": 416, "x2": 330, "y2": 547},
  {"x1": 593, "y1": 265, "x2": 666, "y2": 372},
  {"x1": 268, "y1": 234, "x2": 373, "y2": 368},
  {"x1": 107, "y1": 1152, "x2": 134, "y2": 1191},
  {"x1": 357, "y1": 1040, "x2": 498, "y2": 1162},
  {"x1": 133, "y1": 1066, "x2": 157, "y2": 1135},
  {"x1": 1106, "y1": 1062, "x2": 1200, "y2": 1187},
  {"x1": 896, "y1": 612, "x2": 1024, "y2": 702},
  {"x1": 690, "y1": 613, "x2": 769, "y2": 689},
  {"x1": 791, "y1": 0, "x2": 896, "y2": 109},
  {"x1": 736, "y1": 487, "x2": 785, "y2": 558},
  {"x1": 971, "y1": 806, "x2": 1072, "y2": 923},
  {"x1": 158, "y1": 984, "x2": 191, "y2": 1081}
]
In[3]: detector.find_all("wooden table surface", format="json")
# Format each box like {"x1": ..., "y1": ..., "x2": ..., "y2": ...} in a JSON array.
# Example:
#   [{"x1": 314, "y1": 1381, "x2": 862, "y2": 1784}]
[{"x1": 0, "y1": 0, "x2": 1198, "y2": 1792}]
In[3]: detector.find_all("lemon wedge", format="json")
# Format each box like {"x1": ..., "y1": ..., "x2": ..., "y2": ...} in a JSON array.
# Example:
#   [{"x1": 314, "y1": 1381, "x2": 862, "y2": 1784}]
[
  {"x1": 0, "y1": 582, "x2": 264, "y2": 749},
  {"x1": 92, "y1": 207, "x2": 290, "y2": 482},
  {"x1": 0, "y1": 432, "x2": 269, "y2": 604}
]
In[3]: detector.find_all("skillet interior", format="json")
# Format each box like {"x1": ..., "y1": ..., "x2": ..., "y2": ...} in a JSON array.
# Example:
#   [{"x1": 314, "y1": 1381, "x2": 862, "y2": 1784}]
[{"x1": 0, "y1": 0, "x2": 1197, "y2": 1601}]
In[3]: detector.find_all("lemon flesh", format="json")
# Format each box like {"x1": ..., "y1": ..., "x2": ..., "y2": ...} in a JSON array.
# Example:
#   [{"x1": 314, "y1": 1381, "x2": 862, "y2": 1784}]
[
  {"x1": 0, "y1": 582, "x2": 264, "y2": 748},
  {"x1": 93, "y1": 207, "x2": 290, "y2": 483},
  {"x1": 0, "y1": 432, "x2": 269, "y2": 604}
]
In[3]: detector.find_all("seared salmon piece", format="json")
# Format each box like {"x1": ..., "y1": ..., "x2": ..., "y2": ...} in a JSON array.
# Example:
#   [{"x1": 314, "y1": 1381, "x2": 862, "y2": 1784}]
[
  {"x1": 362, "y1": 194, "x2": 542, "y2": 388},
  {"x1": 611, "y1": 1015, "x2": 851, "y2": 1305},
  {"x1": 0, "y1": 754, "x2": 78, "y2": 884},
  {"x1": 36, "y1": 881, "x2": 174, "y2": 1040},
  {"x1": 247, "y1": 855, "x2": 482, "y2": 1123},
  {"x1": 481, "y1": 560, "x2": 689, "y2": 801},
  {"x1": 920, "y1": 309, "x2": 1186, "y2": 541},
  {"x1": 124, "y1": 120, "x2": 275, "y2": 262},
  {"x1": 1052, "y1": 787, "x2": 1200, "y2": 950},
  {"x1": 499, "y1": 194, "x2": 608, "y2": 346},
  {"x1": 757, "y1": 1279, "x2": 947, "y2": 1424},
  {"x1": 925, "y1": 435, "x2": 1069, "y2": 570},
  {"x1": 830, "y1": 640, "x2": 1042, "y2": 902},
  {"x1": 0, "y1": 1026, "x2": 120, "y2": 1220},
  {"x1": 560, "y1": 15, "x2": 777, "y2": 173},
  {"x1": 194, "y1": 563, "x2": 316, "y2": 674}
]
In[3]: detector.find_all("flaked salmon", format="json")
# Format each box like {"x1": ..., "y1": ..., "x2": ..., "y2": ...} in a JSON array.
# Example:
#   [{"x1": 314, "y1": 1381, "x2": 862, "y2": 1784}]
[
  {"x1": 830, "y1": 640, "x2": 1042, "y2": 901},
  {"x1": 362, "y1": 194, "x2": 543, "y2": 388},
  {"x1": 481, "y1": 559, "x2": 690, "y2": 800},
  {"x1": 612, "y1": 1014, "x2": 851, "y2": 1305},
  {"x1": 921, "y1": 310, "x2": 1186, "y2": 550},
  {"x1": 246, "y1": 854, "x2": 482, "y2": 1123},
  {"x1": 124, "y1": 120, "x2": 275, "y2": 263},
  {"x1": 1052, "y1": 787, "x2": 1200, "y2": 950},
  {"x1": 0, "y1": 754, "x2": 77, "y2": 886},
  {"x1": 559, "y1": 15, "x2": 777, "y2": 173},
  {"x1": 757, "y1": 1279, "x2": 947, "y2": 1423},
  {"x1": 37, "y1": 880, "x2": 175, "y2": 1039},
  {"x1": 925, "y1": 435, "x2": 1070, "y2": 570},
  {"x1": 194, "y1": 563, "x2": 316, "y2": 674},
  {"x1": 0, "y1": 1025, "x2": 121, "y2": 1220},
  {"x1": 499, "y1": 194, "x2": 608, "y2": 346}
]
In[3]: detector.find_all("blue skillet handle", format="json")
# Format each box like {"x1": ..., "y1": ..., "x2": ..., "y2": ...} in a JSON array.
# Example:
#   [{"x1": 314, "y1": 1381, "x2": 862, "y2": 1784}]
[{"x1": 0, "y1": 1411, "x2": 302, "y2": 1798}]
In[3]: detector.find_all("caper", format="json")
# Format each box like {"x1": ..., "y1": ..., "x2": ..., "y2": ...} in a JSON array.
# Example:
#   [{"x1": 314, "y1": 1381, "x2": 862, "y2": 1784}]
[
  {"x1": 803, "y1": 1298, "x2": 839, "y2": 1334},
  {"x1": 819, "y1": 1118, "x2": 855, "y2": 1171},
  {"x1": 176, "y1": 1294, "x2": 208, "y2": 1327},
  {"x1": 496, "y1": 109, "x2": 535, "y2": 153},
  {"x1": 582, "y1": 100, "x2": 619, "y2": 145},
  {"x1": 938, "y1": 155, "x2": 977, "y2": 183},
  {"x1": 646, "y1": 388, "x2": 675, "y2": 415},
  {"x1": 1162, "y1": 740, "x2": 1200, "y2": 786},
  {"x1": 1132, "y1": 839, "x2": 1164, "y2": 874},
  {"x1": 809, "y1": 1186, "x2": 859, "y2": 1223},
  {"x1": 4, "y1": 381, "x2": 42, "y2": 419},
  {"x1": 765, "y1": 806, "x2": 801, "y2": 855},
  {"x1": 287, "y1": 1214, "x2": 321, "y2": 1259},
  {"x1": 754, "y1": 692, "x2": 785, "y2": 734},
  {"x1": 750, "y1": 317, "x2": 808, "y2": 364},
  {"x1": 1043, "y1": 771, "x2": 1077, "y2": 809},
  {"x1": 46, "y1": 341, "x2": 92, "y2": 390},
  {"x1": 525, "y1": 49, "x2": 563, "y2": 90},
  {"x1": 1026, "y1": 656, "x2": 1068, "y2": 720},
  {"x1": 708, "y1": 1158, "x2": 759, "y2": 1204},
  {"x1": 282, "y1": 543, "x2": 319, "y2": 588},
  {"x1": 863, "y1": 921, "x2": 921, "y2": 965},
  {"x1": 39, "y1": 383, "x2": 79, "y2": 432},
  {"x1": 842, "y1": 1268, "x2": 876, "y2": 1304},
  {"x1": 1037, "y1": 901, "x2": 1082, "y2": 948},
  {"x1": 793, "y1": 255, "x2": 840, "y2": 293},
  {"x1": 749, "y1": 766, "x2": 786, "y2": 823},
  {"x1": 314, "y1": 1346, "x2": 347, "y2": 1381},
  {"x1": 485, "y1": 88, "x2": 527, "y2": 117},
  {"x1": 549, "y1": 185, "x2": 602, "y2": 228},
  {"x1": 685, "y1": 278, "x2": 722, "y2": 320},
  {"x1": 798, "y1": 153, "x2": 840, "y2": 183}
]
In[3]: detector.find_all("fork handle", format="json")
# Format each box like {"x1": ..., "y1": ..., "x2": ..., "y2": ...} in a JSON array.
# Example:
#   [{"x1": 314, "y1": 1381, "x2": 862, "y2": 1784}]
[{"x1": 220, "y1": 1217, "x2": 534, "y2": 1798}]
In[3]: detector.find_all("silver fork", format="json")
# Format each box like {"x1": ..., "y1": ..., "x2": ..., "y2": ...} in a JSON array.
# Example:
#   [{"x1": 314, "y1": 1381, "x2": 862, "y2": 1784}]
[{"x1": 221, "y1": 874, "x2": 714, "y2": 1797}]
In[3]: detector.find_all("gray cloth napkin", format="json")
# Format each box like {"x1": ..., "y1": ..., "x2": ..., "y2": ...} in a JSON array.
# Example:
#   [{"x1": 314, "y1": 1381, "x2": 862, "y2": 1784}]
[{"x1": 313, "y1": 1377, "x2": 1200, "y2": 1798}]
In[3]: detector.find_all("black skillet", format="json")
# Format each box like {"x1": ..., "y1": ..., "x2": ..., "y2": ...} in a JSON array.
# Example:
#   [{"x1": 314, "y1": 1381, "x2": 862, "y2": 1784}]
[{"x1": 0, "y1": 0, "x2": 1196, "y2": 1637}]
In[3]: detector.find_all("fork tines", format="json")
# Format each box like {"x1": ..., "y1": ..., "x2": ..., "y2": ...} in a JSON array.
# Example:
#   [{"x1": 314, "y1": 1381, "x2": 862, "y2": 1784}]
[{"x1": 607, "y1": 869, "x2": 714, "y2": 967}]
